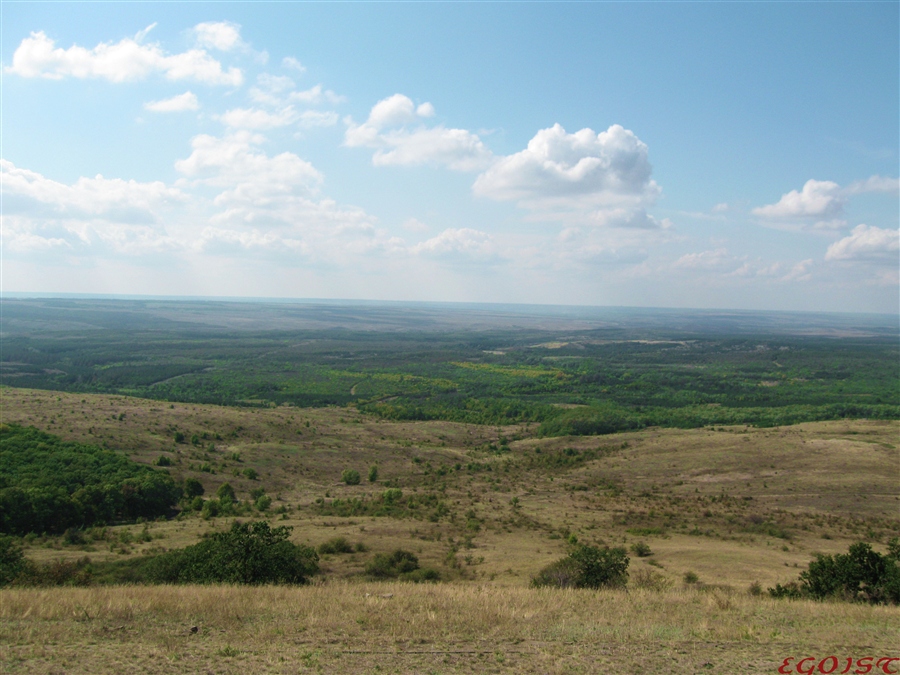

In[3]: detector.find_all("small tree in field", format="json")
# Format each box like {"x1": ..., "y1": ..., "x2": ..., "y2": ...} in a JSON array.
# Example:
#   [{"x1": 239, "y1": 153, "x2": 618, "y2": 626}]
[
  {"x1": 532, "y1": 544, "x2": 629, "y2": 589},
  {"x1": 341, "y1": 469, "x2": 361, "y2": 485},
  {"x1": 368, "y1": 465, "x2": 379, "y2": 483}
]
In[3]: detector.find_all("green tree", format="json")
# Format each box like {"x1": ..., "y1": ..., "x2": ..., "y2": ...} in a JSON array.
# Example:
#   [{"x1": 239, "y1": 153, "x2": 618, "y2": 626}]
[
  {"x1": 216, "y1": 483, "x2": 236, "y2": 504},
  {"x1": 341, "y1": 469, "x2": 361, "y2": 485},
  {"x1": 145, "y1": 521, "x2": 318, "y2": 585},
  {"x1": 368, "y1": 465, "x2": 379, "y2": 482}
]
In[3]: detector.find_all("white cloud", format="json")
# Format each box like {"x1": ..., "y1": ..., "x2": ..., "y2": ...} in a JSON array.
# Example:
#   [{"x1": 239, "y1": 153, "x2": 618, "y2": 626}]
[
  {"x1": 134, "y1": 23, "x2": 157, "y2": 43},
  {"x1": 844, "y1": 175, "x2": 900, "y2": 196},
  {"x1": 472, "y1": 123, "x2": 664, "y2": 232},
  {"x1": 192, "y1": 21, "x2": 244, "y2": 52},
  {"x1": 0, "y1": 160, "x2": 185, "y2": 255},
  {"x1": 752, "y1": 179, "x2": 844, "y2": 221},
  {"x1": 673, "y1": 248, "x2": 732, "y2": 270},
  {"x1": 7, "y1": 30, "x2": 242, "y2": 86},
  {"x1": 175, "y1": 132, "x2": 322, "y2": 201},
  {"x1": 825, "y1": 224, "x2": 899, "y2": 262},
  {"x1": 412, "y1": 228, "x2": 496, "y2": 260},
  {"x1": 282, "y1": 56, "x2": 306, "y2": 73},
  {"x1": 345, "y1": 94, "x2": 492, "y2": 171},
  {"x1": 473, "y1": 124, "x2": 659, "y2": 208},
  {"x1": 218, "y1": 106, "x2": 300, "y2": 130},
  {"x1": 289, "y1": 84, "x2": 345, "y2": 105},
  {"x1": 1, "y1": 159, "x2": 184, "y2": 221},
  {"x1": 780, "y1": 259, "x2": 813, "y2": 282},
  {"x1": 297, "y1": 110, "x2": 338, "y2": 129},
  {"x1": 144, "y1": 91, "x2": 199, "y2": 112}
]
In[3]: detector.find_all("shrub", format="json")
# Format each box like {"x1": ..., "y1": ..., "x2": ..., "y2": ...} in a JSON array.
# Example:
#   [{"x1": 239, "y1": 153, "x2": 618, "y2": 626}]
[
  {"x1": 630, "y1": 541, "x2": 652, "y2": 557},
  {"x1": 683, "y1": 571, "x2": 699, "y2": 584},
  {"x1": 341, "y1": 469, "x2": 361, "y2": 486},
  {"x1": 532, "y1": 545, "x2": 629, "y2": 589},
  {"x1": 145, "y1": 521, "x2": 318, "y2": 585},
  {"x1": 216, "y1": 483, "x2": 236, "y2": 504},
  {"x1": 254, "y1": 495, "x2": 272, "y2": 512},
  {"x1": 155, "y1": 455, "x2": 172, "y2": 467},
  {"x1": 174, "y1": 432, "x2": 185, "y2": 443},
  {"x1": 318, "y1": 537, "x2": 354, "y2": 555},
  {"x1": 769, "y1": 540, "x2": 900, "y2": 604},
  {"x1": 365, "y1": 549, "x2": 420, "y2": 578},
  {"x1": 368, "y1": 465, "x2": 379, "y2": 482},
  {"x1": 0, "y1": 536, "x2": 26, "y2": 586},
  {"x1": 243, "y1": 468, "x2": 258, "y2": 481},
  {"x1": 183, "y1": 478, "x2": 204, "y2": 499}
]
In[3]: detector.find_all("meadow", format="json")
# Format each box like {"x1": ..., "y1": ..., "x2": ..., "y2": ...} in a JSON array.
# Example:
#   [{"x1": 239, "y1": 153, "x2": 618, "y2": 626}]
[{"x1": 1, "y1": 299, "x2": 898, "y2": 673}]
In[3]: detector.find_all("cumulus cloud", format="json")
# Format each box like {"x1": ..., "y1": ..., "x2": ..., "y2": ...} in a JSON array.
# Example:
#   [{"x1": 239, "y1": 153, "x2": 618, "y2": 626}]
[
  {"x1": 844, "y1": 175, "x2": 900, "y2": 196},
  {"x1": 192, "y1": 21, "x2": 244, "y2": 51},
  {"x1": 0, "y1": 160, "x2": 185, "y2": 254},
  {"x1": 752, "y1": 179, "x2": 844, "y2": 221},
  {"x1": 7, "y1": 30, "x2": 243, "y2": 86},
  {"x1": 825, "y1": 224, "x2": 899, "y2": 262},
  {"x1": 144, "y1": 91, "x2": 199, "y2": 112},
  {"x1": 473, "y1": 124, "x2": 659, "y2": 208},
  {"x1": 472, "y1": 123, "x2": 664, "y2": 231},
  {"x1": 345, "y1": 94, "x2": 492, "y2": 171},
  {"x1": 175, "y1": 131, "x2": 322, "y2": 202},
  {"x1": 289, "y1": 84, "x2": 345, "y2": 105},
  {"x1": 1, "y1": 159, "x2": 184, "y2": 222},
  {"x1": 411, "y1": 228, "x2": 497, "y2": 260}
]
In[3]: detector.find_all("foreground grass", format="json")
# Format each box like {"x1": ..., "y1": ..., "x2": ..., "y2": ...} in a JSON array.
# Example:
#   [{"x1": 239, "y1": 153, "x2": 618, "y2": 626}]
[{"x1": 2, "y1": 583, "x2": 898, "y2": 674}]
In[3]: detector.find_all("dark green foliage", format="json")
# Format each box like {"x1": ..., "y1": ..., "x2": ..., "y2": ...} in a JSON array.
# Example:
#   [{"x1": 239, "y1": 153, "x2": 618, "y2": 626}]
[
  {"x1": 216, "y1": 483, "x2": 236, "y2": 504},
  {"x1": 254, "y1": 495, "x2": 272, "y2": 511},
  {"x1": 365, "y1": 549, "x2": 421, "y2": 578},
  {"x1": 243, "y1": 468, "x2": 258, "y2": 480},
  {"x1": 0, "y1": 424, "x2": 181, "y2": 535},
  {"x1": 318, "y1": 537, "x2": 354, "y2": 555},
  {"x1": 341, "y1": 469, "x2": 361, "y2": 485},
  {"x1": 313, "y1": 489, "x2": 448, "y2": 521},
  {"x1": 532, "y1": 545, "x2": 629, "y2": 589},
  {"x1": 2, "y1": 299, "x2": 895, "y2": 437},
  {"x1": 183, "y1": 477, "x2": 204, "y2": 499},
  {"x1": 368, "y1": 465, "x2": 378, "y2": 482},
  {"x1": 174, "y1": 431, "x2": 185, "y2": 443},
  {"x1": 769, "y1": 541, "x2": 900, "y2": 604},
  {"x1": 145, "y1": 521, "x2": 318, "y2": 585},
  {"x1": 155, "y1": 455, "x2": 172, "y2": 467},
  {"x1": 630, "y1": 541, "x2": 652, "y2": 557},
  {"x1": 0, "y1": 536, "x2": 26, "y2": 586}
]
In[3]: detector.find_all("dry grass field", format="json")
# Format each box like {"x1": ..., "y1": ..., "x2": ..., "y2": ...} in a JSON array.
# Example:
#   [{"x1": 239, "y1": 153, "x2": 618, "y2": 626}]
[
  {"x1": 1, "y1": 386, "x2": 898, "y2": 673},
  {"x1": 2, "y1": 584, "x2": 898, "y2": 674}
]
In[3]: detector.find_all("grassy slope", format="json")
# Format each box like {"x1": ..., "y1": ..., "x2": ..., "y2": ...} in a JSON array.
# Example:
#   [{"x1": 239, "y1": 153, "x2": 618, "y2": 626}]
[{"x1": 1, "y1": 386, "x2": 898, "y2": 673}]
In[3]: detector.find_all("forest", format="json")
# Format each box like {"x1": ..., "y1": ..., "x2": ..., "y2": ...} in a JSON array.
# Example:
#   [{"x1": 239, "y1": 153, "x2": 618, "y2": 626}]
[{"x1": 2, "y1": 298, "x2": 897, "y2": 435}]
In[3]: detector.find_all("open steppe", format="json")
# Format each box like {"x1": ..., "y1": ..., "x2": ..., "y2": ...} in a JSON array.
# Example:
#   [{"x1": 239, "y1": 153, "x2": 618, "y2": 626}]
[{"x1": 1, "y1": 385, "x2": 898, "y2": 673}]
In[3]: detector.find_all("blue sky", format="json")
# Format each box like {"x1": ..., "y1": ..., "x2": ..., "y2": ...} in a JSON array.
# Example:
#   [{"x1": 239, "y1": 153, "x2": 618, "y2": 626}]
[{"x1": 2, "y1": 2, "x2": 898, "y2": 313}]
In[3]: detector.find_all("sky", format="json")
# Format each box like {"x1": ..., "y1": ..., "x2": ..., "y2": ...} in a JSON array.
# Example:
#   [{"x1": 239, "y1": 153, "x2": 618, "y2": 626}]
[{"x1": 1, "y1": 2, "x2": 898, "y2": 314}]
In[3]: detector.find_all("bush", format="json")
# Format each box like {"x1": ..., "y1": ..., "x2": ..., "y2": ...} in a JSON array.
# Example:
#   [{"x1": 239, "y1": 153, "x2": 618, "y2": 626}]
[
  {"x1": 254, "y1": 495, "x2": 272, "y2": 512},
  {"x1": 368, "y1": 465, "x2": 379, "y2": 482},
  {"x1": 183, "y1": 478, "x2": 204, "y2": 499},
  {"x1": 155, "y1": 455, "x2": 172, "y2": 467},
  {"x1": 0, "y1": 536, "x2": 26, "y2": 586},
  {"x1": 532, "y1": 545, "x2": 629, "y2": 589},
  {"x1": 341, "y1": 469, "x2": 361, "y2": 486},
  {"x1": 145, "y1": 521, "x2": 318, "y2": 585},
  {"x1": 630, "y1": 567, "x2": 672, "y2": 591},
  {"x1": 216, "y1": 483, "x2": 236, "y2": 504},
  {"x1": 769, "y1": 540, "x2": 900, "y2": 604},
  {"x1": 630, "y1": 541, "x2": 652, "y2": 557},
  {"x1": 365, "y1": 549, "x2": 420, "y2": 578},
  {"x1": 318, "y1": 537, "x2": 354, "y2": 555},
  {"x1": 243, "y1": 468, "x2": 258, "y2": 480}
]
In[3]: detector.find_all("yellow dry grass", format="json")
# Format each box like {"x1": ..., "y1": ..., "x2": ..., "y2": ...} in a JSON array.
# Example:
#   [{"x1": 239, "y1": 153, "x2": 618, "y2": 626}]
[{"x1": 2, "y1": 583, "x2": 898, "y2": 674}]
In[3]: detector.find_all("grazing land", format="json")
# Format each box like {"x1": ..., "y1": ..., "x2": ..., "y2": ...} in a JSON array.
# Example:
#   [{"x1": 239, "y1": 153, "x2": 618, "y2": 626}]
[{"x1": 0, "y1": 299, "x2": 898, "y2": 673}]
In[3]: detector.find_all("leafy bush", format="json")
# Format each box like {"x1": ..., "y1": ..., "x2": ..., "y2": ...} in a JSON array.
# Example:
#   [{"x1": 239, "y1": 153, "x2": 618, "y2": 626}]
[
  {"x1": 216, "y1": 483, "x2": 236, "y2": 504},
  {"x1": 368, "y1": 465, "x2": 379, "y2": 482},
  {"x1": 145, "y1": 521, "x2": 318, "y2": 585},
  {"x1": 318, "y1": 537, "x2": 354, "y2": 555},
  {"x1": 0, "y1": 536, "x2": 26, "y2": 586},
  {"x1": 630, "y1": 541, "x2": 652, "y2": 557},
  {"x1": 341, "y1": 469, "x2": 361, "y2": 485},
  {"x1": 183, "y1": 478, "x2": 204, "y2": 499},
  {"x1": 769, "y1": 541, "x2": 900, "y2": 604},
  {"x1": 532, "y1": 545, "x2": 629, "y2": 589},
  {"x1": 365, "y1": 549, "x2": 420, "y2": 578}
]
